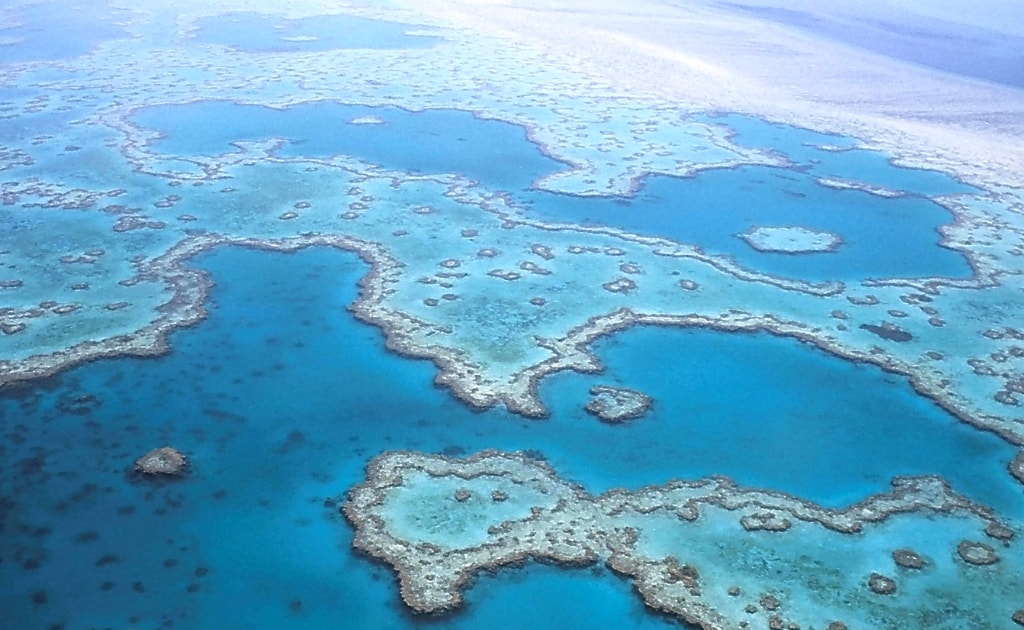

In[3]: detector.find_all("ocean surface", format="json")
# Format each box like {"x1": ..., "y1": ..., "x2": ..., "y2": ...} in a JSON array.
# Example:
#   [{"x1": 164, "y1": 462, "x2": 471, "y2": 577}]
[
  {"x1": 719, "y1": 2, "x2": 1024, "y2": 89},
  {"x1": 1, "y1": 245, "x2": 1019, "y2": 628},
  {"x1": 3, "y1": 6, "x2": 1023, "y2": 628}
]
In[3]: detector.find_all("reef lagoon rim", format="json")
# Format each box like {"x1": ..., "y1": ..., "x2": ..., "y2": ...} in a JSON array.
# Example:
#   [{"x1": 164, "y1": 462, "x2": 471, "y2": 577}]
[{"x1": 345, "y1": 449, "x2": 1024, "y2": 630}]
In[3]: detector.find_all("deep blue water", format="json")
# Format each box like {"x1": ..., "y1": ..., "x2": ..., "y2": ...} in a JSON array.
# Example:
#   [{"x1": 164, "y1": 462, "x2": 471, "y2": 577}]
[
  {"x1": 542, "y1": 325, "x2": 1023, "y2": 514},
  {"x1": 1, "y1": 246, "x2": 1019, "y2": 628},
  {"x1": 132, "y1": 101, "x2": 557, "y2": 192},
  {"x1": 192, "y1": 11, "x2": 441, "y2": 52},
  {"x1": 133, "y1": 100, "x2": 972, "y2": 282},
  {"x1": 701, "y1": 113, "x2": 977, "y2": 197},
  {"x1": 0, "y1": 0, "x2": 129, "y2": 63},
  {"x1": 523, "y1": 168, "x2": 971, "y2": 282}
]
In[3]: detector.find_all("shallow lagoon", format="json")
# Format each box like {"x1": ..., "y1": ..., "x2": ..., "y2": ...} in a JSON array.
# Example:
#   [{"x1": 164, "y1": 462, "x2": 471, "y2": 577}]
[
  {"x1": 524, "y1": 167, "x2": 971, "y2": 282},
  {"x1": 131, "y1": 101, "x2": 556, "y2": 192},
  {"x1": 1, "y1": 246, "x2": 1019, "y2": 627},
  {"x1": 133, "y1": 100, "x2": 974, "y2": 282}
]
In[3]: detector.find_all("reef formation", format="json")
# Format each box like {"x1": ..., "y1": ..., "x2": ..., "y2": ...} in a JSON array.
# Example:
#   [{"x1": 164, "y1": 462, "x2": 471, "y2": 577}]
[
  {"x1": 0, "y1": 0, "x2": 1023, "y2": 492},
  {"x1": 133, "y1": 446, "x2": 188, "y2": 477},
  {"x1": 344, "y1": 450, "x2": 1022, "y2": 629},
  {"x1": 583, "y1": 385, "x2": 652, "y2": 423},
  {"x1": 739, "y1": 225, "x2": 842, "y2": 254},
  {"x1": 2, "y1": 0, "x2": 1024, "y2": 625}
]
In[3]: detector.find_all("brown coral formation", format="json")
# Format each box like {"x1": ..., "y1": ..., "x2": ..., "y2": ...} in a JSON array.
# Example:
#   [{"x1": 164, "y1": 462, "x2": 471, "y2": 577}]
[
  {"x1": 867, "y1": 572, "x2": 897, "y2": 595},
  {"x1": 619, "y1": 262, "x2": 641, "y2": 274},
  {"x1": 957, "y1": 540, "x2": 999, "y2": 565},
  {"x1": 1011, "y1": 451, "x2": 1024, "y2": 485},
  {"x1": 133, "y1": 447, "x2": 187, "y2": 477},
  {"x1": 583, "y1": 385, "x2": 652, "y2": 423},
  {"x1": 487, "y1": 269, "x2": 520, "y2": 281},
  {"x1": 739, "y1": 511, "x2": 791, "y2": 532},
  {"x1": 518, "y1": 261, "x2": 551, "y2": 275},
  {"x1": 602, "y1": 277, "x2": 636, "y2": 294},
  {"x1": 530, "y1": 243, "x2": 554, "y2": 260},
  {"x1": 859, "y1": 322, "x2": 913, "y2": 342},
  {"x1": 892, "y1": 548, "x2": 925, "y2": 569},
  {"x1": 985, "y1": 521, "x2": 1015, "y2": 542}
]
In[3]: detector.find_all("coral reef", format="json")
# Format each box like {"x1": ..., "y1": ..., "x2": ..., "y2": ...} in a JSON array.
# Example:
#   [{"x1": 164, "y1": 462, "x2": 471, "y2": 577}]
[
  {"x1": 583, "y1": 385, "x2": 652, "y2": 423},
  {"x1": 133, "y1": 447, "x2": 188, "y2": 477},
  {"x1": 343, "y1": 450, "x2": 1019, "y2": 628}
]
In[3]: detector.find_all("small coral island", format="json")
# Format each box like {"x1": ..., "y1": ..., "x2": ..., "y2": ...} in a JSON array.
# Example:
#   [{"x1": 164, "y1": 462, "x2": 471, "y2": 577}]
[
  {"x1": 584, "y1": 385, "x2": 652, "y2": 423},
  {"x1": 739, "y1": 225, "x2": 842, "y2": 254},
  {"x1": 133, "y1": 446, "x2": 188, "y2": 477},
  {"x1": 343, "y1": 450, "x2": 1021, "y2": 629}
]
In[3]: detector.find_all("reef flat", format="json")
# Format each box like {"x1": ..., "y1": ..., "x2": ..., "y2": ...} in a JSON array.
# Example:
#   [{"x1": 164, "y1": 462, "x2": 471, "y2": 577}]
[
  {"x1": 739, "y1": 225, "x2": 842, "y2": 254},
  {"x1": 345, "y1": 450, "x2": 1023, "y2": 629}
]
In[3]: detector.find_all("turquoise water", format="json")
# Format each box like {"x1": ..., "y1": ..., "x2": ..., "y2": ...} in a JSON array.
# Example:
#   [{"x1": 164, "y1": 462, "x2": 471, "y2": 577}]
[
  {"x1": 1, "y1": 246, "x2": 1019, "y2": 627},
  {"x1": 192, "y1": 11, "x2": 441, "y2": 52},
  {"x1": 5, "y1": 5, "x2": 1021, "y2": 628},
  {"x1": 132, "y1": 100, "x2": 972, "y2": 282}
]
